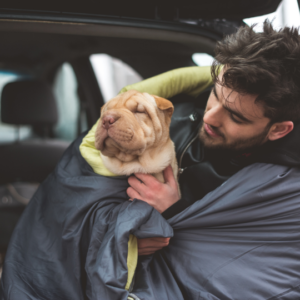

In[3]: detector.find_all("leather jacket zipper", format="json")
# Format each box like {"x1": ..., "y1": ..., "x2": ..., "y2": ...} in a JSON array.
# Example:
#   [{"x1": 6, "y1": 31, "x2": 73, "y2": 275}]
[{"x1": 178, "y1": 133, "x2": 199, "y2": 175}]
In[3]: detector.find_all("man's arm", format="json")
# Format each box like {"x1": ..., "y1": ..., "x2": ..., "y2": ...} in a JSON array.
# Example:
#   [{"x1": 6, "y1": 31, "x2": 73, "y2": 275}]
[
  {"x1": 127, "y1": 166, "x2": 181, "y2": 255},
  {"x1": 120, "y1": 66, "x2": 213, "y2": 99},
  {"x1": 161, "y1": 198, "x2": 191, "y2": 219}
]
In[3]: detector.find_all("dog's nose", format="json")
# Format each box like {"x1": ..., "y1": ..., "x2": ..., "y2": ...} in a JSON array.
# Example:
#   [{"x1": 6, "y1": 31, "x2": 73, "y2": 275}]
[{"x1": 102, "y1": 115, "x2": 117, "y2": 129}]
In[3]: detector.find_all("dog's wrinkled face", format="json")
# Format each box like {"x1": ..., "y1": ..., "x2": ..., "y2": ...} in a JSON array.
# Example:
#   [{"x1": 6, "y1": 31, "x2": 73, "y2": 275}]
[{"x1": 95, "y1": 90, "x2": 174, "y2": 162}]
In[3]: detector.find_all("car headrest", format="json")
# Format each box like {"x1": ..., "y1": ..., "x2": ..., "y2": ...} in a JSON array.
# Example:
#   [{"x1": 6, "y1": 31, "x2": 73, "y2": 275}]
[{"x1": 1, "y1": 80, "x2": 58, "y2": 126}]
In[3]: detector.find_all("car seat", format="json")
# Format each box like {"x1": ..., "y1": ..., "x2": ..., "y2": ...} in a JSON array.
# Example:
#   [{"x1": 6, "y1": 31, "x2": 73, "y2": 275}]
[{"x1": 0, "y1": 80, "x2": 70, "y2": 252}]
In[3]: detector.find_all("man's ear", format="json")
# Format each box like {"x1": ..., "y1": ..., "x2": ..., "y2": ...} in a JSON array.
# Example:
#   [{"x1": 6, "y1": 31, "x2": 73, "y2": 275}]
[
  {"x1": 268, "y1": 121, "x2": 294, "y2": 141},
  {"x1": 153, "y1": 96, "x2": 174, "y2": 118}
]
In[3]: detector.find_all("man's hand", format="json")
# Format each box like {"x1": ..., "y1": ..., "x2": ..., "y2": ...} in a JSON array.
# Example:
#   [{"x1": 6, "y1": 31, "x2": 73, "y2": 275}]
[
  {"x1": 138, "y1": 237, "x2": 170, "y2": 256},
  {"x1": 127, "y1": 165, "x2": 180, "y2": 213}
]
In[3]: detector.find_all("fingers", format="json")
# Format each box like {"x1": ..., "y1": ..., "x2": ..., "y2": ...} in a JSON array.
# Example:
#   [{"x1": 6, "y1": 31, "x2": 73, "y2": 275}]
[
  {"x1": 137, "y1": 237, "x2": 170, "y2": 256},
  {"x1": 128, "y1": 170, "x2": 179, "y2": 213},
  {"x1": 127, "y1": 187, "x2": 141, "y2": 200},
  {"x1": 134, "y1": 173, "x2": 159, "y2": 187},
  {"x1": 128, "y1": 176, "x2": 146, "y2": 193},
  {"x1": 138, "y1": 249, "x2": 158, "y2": 256},
  {"x1": 163, "y1": 165, "x2": 177, "y2": 188},
  {"x1": 128, "y1": 174, "x2": 161, "y2": 201},
  {"x1": 138, "y1": 237, "x2": 170, "y2": 249}
]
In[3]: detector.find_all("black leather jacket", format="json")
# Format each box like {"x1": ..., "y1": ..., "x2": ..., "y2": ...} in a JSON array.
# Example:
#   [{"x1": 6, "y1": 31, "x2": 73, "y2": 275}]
[{"x1": 163, "y1": 100, "x2": 300, "y2": 219}]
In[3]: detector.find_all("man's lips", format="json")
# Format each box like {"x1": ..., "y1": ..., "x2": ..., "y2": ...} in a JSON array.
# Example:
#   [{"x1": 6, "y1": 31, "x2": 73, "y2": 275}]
[{"x1": 204, "y1": 123, "x2": 222, "y2": 138}]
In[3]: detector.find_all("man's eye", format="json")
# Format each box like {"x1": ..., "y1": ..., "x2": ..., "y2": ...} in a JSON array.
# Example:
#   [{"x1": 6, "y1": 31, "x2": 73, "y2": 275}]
[{"x1": 230, "y1": 113, "x2": 243, "y2": 124}]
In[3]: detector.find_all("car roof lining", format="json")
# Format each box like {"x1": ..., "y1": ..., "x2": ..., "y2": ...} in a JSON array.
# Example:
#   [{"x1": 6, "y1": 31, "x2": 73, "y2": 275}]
[
  {"x1": 0, "y1": 19, "x2": 216, "y2": 74},
  {"x1": 0, "y1": 0, "x2": 282, "y2": 19}
]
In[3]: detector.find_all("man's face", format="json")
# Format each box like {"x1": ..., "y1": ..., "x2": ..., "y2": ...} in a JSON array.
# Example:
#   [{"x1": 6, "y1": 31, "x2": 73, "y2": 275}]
[{"x1": 199, "y1": 76, "x2": 272, "y2": 152}]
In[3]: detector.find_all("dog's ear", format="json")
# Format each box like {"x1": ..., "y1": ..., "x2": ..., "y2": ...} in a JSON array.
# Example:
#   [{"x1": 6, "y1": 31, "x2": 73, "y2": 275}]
[{"x1": 153, "y1": 96, "x2": 174, "y2": 118}]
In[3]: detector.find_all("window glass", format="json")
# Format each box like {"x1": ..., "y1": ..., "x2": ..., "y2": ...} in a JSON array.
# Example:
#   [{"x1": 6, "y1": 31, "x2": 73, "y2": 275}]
[
  {"x1": 90, "y1": 54, "x2": 143, "y2": 103},
  {"x1": 192, "y1": 53, "x2": 215, "y2": 66},
  {"x1": 0, "y1": 72, "x2": 32, "y2": 144},
  {"x1": 244, "y1": 0, "x2": 300, "y2": 32},
  {"x1": 53, "y1": 63, "x2": 83, "y2": 141}
]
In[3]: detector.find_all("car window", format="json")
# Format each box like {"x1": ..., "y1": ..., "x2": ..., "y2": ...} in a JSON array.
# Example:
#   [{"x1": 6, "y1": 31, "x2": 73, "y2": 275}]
[
  {"x1": 192, "y1": 53, "x2": 215, "y2": 66},
  {"x1": 53, "y1": 63, "x2": 86, "y2": 141},
  {"x1": 90, "y1": 54, "x2": 143, "y2": 103},
  {"x1": 0, "y1": 65, "x2": 84, "y2": 144},
  {"x1": 0, "y1": 72, "x2": 32, "y2": 144}
]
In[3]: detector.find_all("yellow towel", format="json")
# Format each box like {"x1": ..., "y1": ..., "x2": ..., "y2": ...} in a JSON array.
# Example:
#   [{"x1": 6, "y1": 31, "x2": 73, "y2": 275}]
[{"x1": 79, "y1": 123, "x2": 137, "y2": 291}]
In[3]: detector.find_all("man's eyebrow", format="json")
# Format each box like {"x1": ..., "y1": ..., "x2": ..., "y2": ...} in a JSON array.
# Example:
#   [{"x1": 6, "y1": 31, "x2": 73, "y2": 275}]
[
  {"x1": 223, "y1": 104, "x2": 253, "y2": 124},
  {"x1": 213, "y1": 84, "x2": 253, "y2": 123}
]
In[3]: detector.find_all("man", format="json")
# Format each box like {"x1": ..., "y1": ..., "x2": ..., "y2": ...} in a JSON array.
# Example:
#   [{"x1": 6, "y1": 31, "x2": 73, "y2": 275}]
[{"x1": 127, "y1": 21, "x2": 300, "y2": 255}]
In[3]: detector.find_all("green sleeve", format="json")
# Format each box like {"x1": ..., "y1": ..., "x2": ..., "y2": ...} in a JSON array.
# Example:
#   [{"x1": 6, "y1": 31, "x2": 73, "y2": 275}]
[{"x1": 119, "y1": 66, "x2": 213, "y2": 98}]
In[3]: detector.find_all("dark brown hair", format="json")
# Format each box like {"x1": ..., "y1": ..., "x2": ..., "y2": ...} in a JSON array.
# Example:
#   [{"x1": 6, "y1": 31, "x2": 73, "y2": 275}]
[{"x1": 211, "y1": 20, "x2": 300, "y2": 123}]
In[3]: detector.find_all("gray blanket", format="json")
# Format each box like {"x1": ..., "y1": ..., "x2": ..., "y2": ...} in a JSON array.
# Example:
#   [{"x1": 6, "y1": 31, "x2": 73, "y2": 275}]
[{"x1": 1, "y1": 134, "x2": 300, "y2": 300}]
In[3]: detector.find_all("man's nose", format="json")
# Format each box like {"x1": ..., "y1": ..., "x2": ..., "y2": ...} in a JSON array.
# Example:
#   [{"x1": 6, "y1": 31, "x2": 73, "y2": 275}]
[
  {"x1": 203, "y1": 104, "x2": 223, "y2": 127},
  {"x1": 102, "y1": 114, "x2": 118, "y2": 129}
]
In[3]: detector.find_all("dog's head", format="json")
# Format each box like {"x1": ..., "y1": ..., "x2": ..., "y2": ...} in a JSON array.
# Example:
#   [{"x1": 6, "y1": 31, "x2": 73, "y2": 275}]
[{"x1": 95, "y1": 90, "x2": 174, "y2": 162}]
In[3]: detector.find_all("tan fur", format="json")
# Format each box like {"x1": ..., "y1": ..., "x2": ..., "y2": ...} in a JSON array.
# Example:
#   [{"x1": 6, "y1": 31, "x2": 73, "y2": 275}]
[{"x1": 95, "y1": 90, "x2": 180, "y2": 195}]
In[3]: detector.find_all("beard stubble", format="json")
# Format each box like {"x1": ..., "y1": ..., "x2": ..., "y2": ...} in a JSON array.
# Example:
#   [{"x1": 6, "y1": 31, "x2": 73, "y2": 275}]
[{"x1": 198, "y1": 122, "x2": 271, "y2": 152}]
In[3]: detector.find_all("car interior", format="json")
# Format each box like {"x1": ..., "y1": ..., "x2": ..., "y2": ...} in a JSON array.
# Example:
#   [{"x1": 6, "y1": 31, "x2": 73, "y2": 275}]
[{"x1": 0, "y1": 17, "x2": 227, "y2": 275}]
